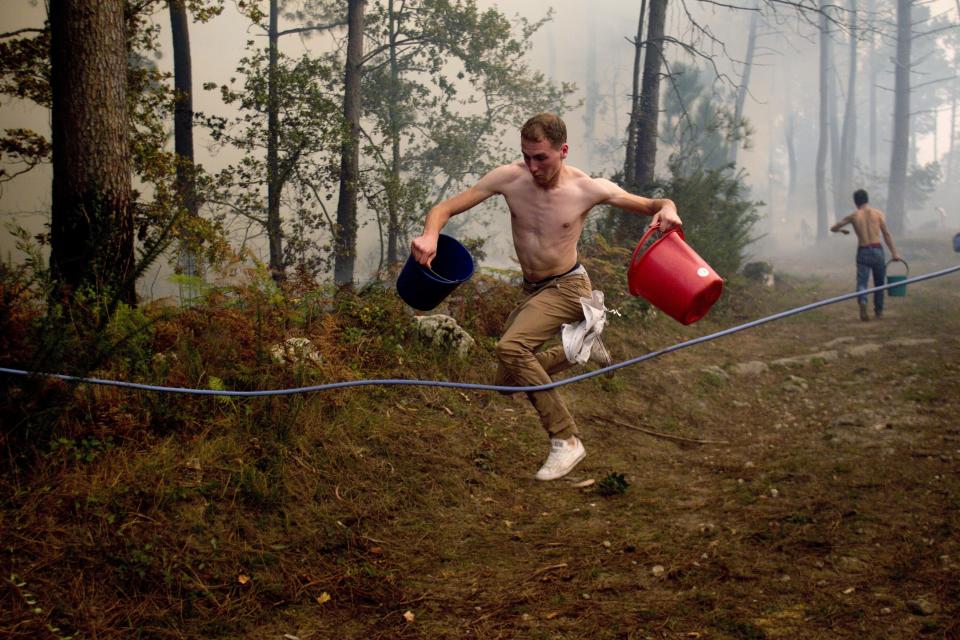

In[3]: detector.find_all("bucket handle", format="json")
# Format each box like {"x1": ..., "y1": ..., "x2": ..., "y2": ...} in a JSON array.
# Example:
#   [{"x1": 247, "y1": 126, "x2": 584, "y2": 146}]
[
  {"x1": 629, "y1": 221, "x2": 685, "y2": 269},
  {"x1": 424, "y1": 265, "x2": 459, "y2": 284},
  {"x1": 885, "y1": 258, "x2": 909, "y2": 276}
]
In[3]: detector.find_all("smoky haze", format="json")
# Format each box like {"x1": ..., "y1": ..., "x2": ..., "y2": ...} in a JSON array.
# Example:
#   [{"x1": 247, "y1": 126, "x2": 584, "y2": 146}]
[{"x1": 1, "y1": 1, "x2": 957, "y2": 300}]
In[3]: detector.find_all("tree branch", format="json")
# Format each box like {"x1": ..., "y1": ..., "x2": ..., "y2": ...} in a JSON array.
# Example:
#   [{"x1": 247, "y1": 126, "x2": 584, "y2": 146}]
[{"x1": 0, "y1": 28, "x2": 45, "y2": 39}]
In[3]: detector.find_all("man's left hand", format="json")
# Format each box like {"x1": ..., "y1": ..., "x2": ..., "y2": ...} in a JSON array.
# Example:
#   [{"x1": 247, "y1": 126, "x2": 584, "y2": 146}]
[{"x1": 653, "y1": 201, "x2": 682, "y2": 232}]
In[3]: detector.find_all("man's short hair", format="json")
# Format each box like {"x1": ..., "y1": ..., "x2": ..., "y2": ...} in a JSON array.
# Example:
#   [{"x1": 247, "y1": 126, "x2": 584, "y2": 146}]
[
  {"x1": 853, "y1": 189, "x2": 869, "y2": 207},
  {"x1": 521, "y1": 113, "x2": 567, "y2": 148}
]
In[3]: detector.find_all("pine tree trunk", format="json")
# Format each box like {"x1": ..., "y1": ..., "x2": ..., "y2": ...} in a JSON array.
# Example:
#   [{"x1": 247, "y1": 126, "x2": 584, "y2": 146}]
[
  {"x1": 633, "y1": 0, "x2": 666, "y2": 191},
  {"x1": 49, "y1": 0, "x2": 134, "y2": 305},
  {"x1": 868, "y1": 0, "x2": 877, "y2": 175},
  {"x1": 837, "y1": 0, "x2": 857, "y2": 213},
  {"x1": 266, "y1": 0, "x2": 285, "y2": 281},
  {"x1": 886, "y1": 0, "x2": 911, "y2": 235},
  {"x1": 169, "y1": 0, "x2": 201, "y2": 287},
  {"x1": 815, "y1": 11, "x2": 830, "y2": 241},
  {"x1": 386, "y1": 0, "x2": 401, "y2": 266},
  {"x1": 618, "y1": 0, "x2": 665, "y2": 245},
  {"x1": 730, "y1": 2, "x2": 759, "y2": 166},
  {"x1": 334, "y1": 0, "x2": 365, "y2": 285},
  {"x1": 623, "y1": 0, "x2": 646, "y2": 186}
]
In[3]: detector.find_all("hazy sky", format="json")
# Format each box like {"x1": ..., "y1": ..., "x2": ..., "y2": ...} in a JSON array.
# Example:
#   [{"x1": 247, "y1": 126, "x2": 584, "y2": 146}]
[{"x1": 1, "y1": 0, "x2": 957, "y2": 290}]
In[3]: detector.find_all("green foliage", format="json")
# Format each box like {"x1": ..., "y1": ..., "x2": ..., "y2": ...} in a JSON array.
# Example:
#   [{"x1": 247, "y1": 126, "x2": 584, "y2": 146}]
[
  {"x1": 905, "y1": 161, "x2": 941, "y2": 210},
  {"x1": 200, "y1": 46, "x2": 342, "y2": 277},
  {"x1": 6, "y1": 574, "x2": 78, "y2": 639},
  {"x1": 360, "y1": 0, "x2": 575, "y2": 264},
  {"x1": 660, "y1": 62, "x2": 740, "y2": 174},
  {"x1": 652, "y1": 165, "x2": 761, "y2": 278},
  {"x1": 597, "y1": 472, "x2": 630, "y2": 496},
  {"x1": 48, "y1": 436, "x2": 115, "y2": 464}
]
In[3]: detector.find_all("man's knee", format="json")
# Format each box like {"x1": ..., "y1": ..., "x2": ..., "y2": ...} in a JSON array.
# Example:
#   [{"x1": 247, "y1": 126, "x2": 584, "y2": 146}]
[{"x1": 495, "y1": 337, "x2": 528, "y2": 365}]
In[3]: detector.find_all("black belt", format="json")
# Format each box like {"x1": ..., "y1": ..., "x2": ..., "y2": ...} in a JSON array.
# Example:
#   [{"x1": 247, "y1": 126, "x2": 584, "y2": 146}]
[{"x1": 523, "y1": 262, "x2": 582, "y2": 287}]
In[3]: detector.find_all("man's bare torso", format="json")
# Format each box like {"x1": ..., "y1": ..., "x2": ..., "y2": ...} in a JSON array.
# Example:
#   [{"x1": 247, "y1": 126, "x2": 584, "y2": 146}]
[
  {"x1": 491, "y1": 161, "x2": 606, "y2": 281},
  {"x1": 848, "y1": 206, "x2": 887, "y2": 246}
]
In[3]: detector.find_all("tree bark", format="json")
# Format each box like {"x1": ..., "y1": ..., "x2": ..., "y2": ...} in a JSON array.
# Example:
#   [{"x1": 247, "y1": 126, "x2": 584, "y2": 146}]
[
  {"x1": 334, "y1": 0, "x2": 365, "y2": 285},
  {"x1": 729, "y1": 2, "x2": 759, "y2": 166},
  {"x1": 815, "y1": 11, "x2": 830, "y2": 241},
  {"x1": 169, "y1": 0, "x2": 201, "y2": 284},
  {"x1": 386, "y1": 0, "x2": 401, "y2": 266},
  {"x1": 886, "y1": 0, "x2": 911, "y2": 235},
  {"x1": 633, "y1": 0, "x2": 666, "y2": 190},
  {"x1": 868, "y1": 0, "x2": 877, "y2": 175},
  {"x1": 619, "y1": 0, "x2": 666, "y2": 244},
  {"x1": 49, "y1": 0, "x2": 134, "y2": 305},
  {"x1": 266, "y1": 0, "x2": 284, "y2": 281},
  {"x1": 623, "y1": 0, "x2": 647, "y2": 186},
  {"x1": 836, "y1": 0, "x2": 857, "y2": 217}
]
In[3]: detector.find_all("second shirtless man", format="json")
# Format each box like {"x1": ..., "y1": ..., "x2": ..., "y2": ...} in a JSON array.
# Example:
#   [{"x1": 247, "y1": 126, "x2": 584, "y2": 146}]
[
  {"x1": 411, "y1": 113, "x2": 682, "y2": 481},
  {"x1": 831, "y1": 189, "x2": 902, "y2": 321}
]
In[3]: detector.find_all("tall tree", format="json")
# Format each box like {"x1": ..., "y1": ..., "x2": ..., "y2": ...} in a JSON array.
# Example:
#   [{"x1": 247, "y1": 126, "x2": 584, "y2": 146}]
[
  {"x1": 266, "y1": 0, "x2": 283, "y2": 280},
  {"x1": 169, "y1": 0, "x2": 201, "y2": 284},
  {"x1": 729, "y1": 2, "x2": 759, "y2": 167},
  {"x1": 333, "y1": 0, "x2": 365, "y2": 285},
  {"x1": 886, "y1": 0, "x2": 911, "y2": 234},
  {"x1": 49, "y1": 0, "x2": 134, "y2": 305},
  {"x1": 815, "y1": 10, "x2": 830, "y2": 240},
  {"x1": 583, "y1": 7, "x2": 599, "y2": 168},
  {"x1": 867, "y1": 0, "x2": 877, "y2": 175},
  {"x1": 836, "y1": 0, "x2": 857, "y2": 212},
  {"x1": 361, "y1": 1, "x2": 570, "y2": 268},
  {"x1": 619, "y1": 0, "x2": 667, "y2": 243},
  {"x1": 633, "y1": 0, "x2": 667, "y2": 191},
  {"x1": 623, "y1": 0, "x2": 647, "y2": 186}
]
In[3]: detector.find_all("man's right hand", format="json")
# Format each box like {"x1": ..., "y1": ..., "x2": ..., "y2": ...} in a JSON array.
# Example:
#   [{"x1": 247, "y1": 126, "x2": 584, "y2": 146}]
[{"x1": 411, "y1": 233, "x2": 438, "y2": 268}]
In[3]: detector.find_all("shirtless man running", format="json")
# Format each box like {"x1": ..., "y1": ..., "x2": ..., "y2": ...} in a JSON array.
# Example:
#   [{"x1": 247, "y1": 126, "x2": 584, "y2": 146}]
[
  {"x1": 830, "y1": 189, "x2": 902, "y2": 321},
  {"x1": 411, "y1": 113, "x2": 682, "y2": 481}
]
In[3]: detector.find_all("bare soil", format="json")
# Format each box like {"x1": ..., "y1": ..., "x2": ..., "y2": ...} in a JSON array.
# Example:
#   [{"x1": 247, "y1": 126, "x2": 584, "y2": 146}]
[
  {"x1": 260, "y1": 236, "x2": 960, "y2": 639},
  {"x1": 3, "y1": 236, "x2": 957, "y2": 640}
]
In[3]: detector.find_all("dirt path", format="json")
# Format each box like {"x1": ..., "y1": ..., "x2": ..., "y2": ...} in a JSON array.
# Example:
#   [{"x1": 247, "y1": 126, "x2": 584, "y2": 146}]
[{"x1": 262, "y1": 239, "x2": 960, "y2": 640}]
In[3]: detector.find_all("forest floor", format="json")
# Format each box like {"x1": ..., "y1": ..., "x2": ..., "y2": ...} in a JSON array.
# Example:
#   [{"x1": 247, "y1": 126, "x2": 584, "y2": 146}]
[
  {"x1": 254, "y1": 234, "x2": 960, "y2": 640},
  {"x1": 3, "y1": 233, "x2": 958, "y2": 640}
]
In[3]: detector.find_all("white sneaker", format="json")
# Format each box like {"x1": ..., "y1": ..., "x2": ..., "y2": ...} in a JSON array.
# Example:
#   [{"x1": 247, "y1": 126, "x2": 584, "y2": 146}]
[
  {"x1": 588, "y1": 335, "x2": 612, "y2": 367},
  {"x1": 534, "y1": 437, "x2": 586, "y2": 481}
]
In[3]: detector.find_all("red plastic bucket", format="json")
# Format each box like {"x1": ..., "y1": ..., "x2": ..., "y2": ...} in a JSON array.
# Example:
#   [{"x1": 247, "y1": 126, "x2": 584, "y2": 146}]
[{"x1": 627, "y1": 223, "x2": 723, "y2": 325}]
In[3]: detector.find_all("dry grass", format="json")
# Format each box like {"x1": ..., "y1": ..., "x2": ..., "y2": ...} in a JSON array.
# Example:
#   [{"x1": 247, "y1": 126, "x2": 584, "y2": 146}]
[{"x1": 2, "y1": 239, "x2": 959, "y2": 639}]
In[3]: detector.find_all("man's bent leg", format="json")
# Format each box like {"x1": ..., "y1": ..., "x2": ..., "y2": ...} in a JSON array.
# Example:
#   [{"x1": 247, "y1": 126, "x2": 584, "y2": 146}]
[
  {"x1": 495, "y1": 275, "x2": 591, "y2": 439},
  {"x1": 872, "y1": 252, "x2": 886, "y2": 316},
  {"x1": 855, "y1": 254, "x2": 870, "y2": 321}
]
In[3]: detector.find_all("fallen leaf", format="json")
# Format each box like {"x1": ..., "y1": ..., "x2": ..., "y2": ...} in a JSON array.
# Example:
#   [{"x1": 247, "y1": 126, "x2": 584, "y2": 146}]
[
  {"x1": 403, "y1": 610, "x2": 415, "y2": 622},
  {"x1": 571, "y1": 478, "x2": 595, "y2": 488},
  {"x1": 842, "y1": 587, "x2": 855, "y2": 594},
  {"x1": 545, "y1": 611, "x2": 561, "y2": 620},
  {"x1": 237, "y1": 574, "x2": 250, "y2": 585},
  {"x1": 316, "y1": 592, "x2": 331, "y2": 605},
  {"x1": 369, "y1": 546, "x2": 383, "y2": 555}
]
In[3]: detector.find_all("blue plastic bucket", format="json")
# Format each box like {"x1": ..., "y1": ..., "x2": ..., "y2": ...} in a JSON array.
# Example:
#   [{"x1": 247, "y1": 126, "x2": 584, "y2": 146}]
[{"x1": 397, "y1": 234, "x2": 474, "y2": 311}]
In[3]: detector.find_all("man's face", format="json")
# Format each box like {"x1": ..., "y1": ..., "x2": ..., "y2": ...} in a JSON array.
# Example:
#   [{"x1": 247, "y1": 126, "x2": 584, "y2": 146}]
[{"x1": 521, "y1": 137, "x2": 568, "y2": 186}]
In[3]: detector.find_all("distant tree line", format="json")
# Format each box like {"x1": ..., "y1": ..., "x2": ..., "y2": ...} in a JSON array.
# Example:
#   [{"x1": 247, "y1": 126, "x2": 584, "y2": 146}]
[{"x1": 0, "y1": 0, "x2": 957, "y2": 307}]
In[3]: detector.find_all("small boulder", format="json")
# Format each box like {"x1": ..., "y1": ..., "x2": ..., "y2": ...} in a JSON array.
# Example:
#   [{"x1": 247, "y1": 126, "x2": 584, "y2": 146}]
[
  {"x1": 270, "y1": 337, "x2": 323, "y2": 365},
  {"x1": 413, "y1": 314, "x2": 475, "y2": 358}
]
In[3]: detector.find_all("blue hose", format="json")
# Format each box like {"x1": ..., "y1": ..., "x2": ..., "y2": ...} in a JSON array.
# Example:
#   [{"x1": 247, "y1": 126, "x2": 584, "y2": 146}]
[{"x1": 1, "y1": 264, "x2": 958, "y2": 397}]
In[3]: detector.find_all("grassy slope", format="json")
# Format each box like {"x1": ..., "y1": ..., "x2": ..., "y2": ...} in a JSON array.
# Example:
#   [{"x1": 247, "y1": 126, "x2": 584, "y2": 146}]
[{"x1": 2, "y1": 237, "x2": 959, "y2": 639}]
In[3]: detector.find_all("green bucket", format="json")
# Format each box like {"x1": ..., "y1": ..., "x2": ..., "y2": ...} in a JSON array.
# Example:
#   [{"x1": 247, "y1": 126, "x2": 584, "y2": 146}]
[{"x1": 886, "y1": 258, "x2": 909, "y2": 297}]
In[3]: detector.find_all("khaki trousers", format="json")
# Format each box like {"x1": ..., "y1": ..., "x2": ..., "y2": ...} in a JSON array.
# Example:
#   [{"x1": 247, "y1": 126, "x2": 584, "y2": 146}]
[{"x1": 494, "y1": 267, "x2": 592, "y2": 440}]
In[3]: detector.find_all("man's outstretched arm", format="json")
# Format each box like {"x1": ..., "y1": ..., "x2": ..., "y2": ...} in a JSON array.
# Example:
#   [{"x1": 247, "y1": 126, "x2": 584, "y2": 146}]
[
  {"x1": 830, "y1": 214, "x2": 853, "y2": 234},
  {"x1": 411, "y1": 169, "x2": 504, "y2": 267},
  {"x1": 592, "y1": 178, "x2": 682, "y2": 231}
]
